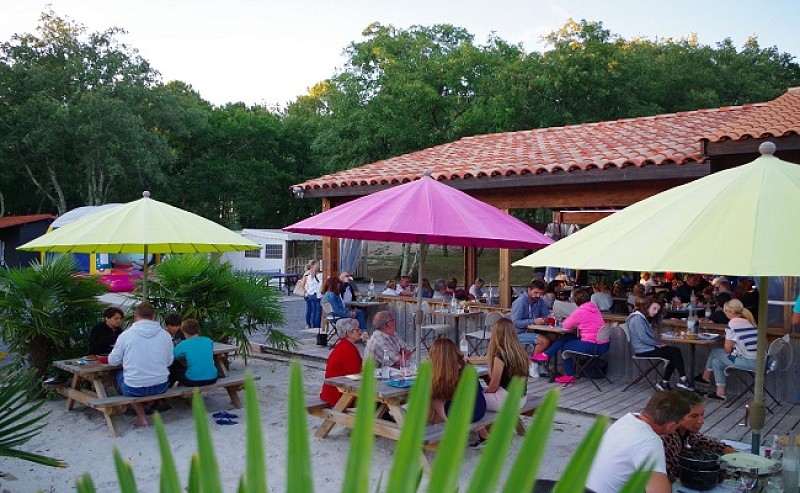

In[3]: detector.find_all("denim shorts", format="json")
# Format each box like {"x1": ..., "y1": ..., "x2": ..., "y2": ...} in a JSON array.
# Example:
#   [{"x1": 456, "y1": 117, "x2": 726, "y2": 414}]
[{"x1": 116, "y1": 371, "x2": 168, "y2": 397}]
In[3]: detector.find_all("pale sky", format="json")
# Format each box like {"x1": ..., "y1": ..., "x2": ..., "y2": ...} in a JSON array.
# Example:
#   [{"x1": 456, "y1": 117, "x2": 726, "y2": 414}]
[{"x1": 2, "y1": 1, "x2": 799, "y2": 107}]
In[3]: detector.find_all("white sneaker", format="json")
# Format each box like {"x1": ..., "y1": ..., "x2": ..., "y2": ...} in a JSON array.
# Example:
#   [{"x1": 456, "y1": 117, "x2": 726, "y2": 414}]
[{"x1": 676, "y1": 380, "x2": 696, "y2": 391}]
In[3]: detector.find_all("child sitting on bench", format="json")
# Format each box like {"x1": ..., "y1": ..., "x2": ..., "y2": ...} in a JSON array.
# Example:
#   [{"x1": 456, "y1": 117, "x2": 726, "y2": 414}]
[{"x1": 172, "y1": 318, "x2": 219, "y2": 387}]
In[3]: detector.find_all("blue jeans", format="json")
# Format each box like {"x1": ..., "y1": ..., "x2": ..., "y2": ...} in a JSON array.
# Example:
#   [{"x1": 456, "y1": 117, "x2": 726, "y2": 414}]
[
  {"x1": 305, "y1": 294, "x2": 321, "y2": 328},
  {"x1": 557, "y1": 339, "x2": 610, "y2": 376},
  {"x1": 517, "y1": 330, "x2": 539, "y2": 345},
  {"x1": 706, "y1": 348, "x2": 755, "y2": 387},
  {"x1": 116, "y1": 372, "x2": 168, "y2": 397}
]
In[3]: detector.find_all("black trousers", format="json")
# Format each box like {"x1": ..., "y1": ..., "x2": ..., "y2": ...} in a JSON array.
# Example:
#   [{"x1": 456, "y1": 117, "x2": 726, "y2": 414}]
[{"x1": 635, "y1": 346, "x2": 686, "y2": 380}]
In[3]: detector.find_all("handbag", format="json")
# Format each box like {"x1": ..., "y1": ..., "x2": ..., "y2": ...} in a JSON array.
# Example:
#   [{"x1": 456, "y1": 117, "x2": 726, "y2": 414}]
[{"x1": 292, "y1": 275, "x2": 307, "y2": 297}]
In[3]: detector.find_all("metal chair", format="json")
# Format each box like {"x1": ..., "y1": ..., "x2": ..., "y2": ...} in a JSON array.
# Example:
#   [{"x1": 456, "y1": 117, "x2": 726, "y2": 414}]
[
  {"x1": 620, "y1": 323, "x2": 669, "y2": 391},
  {"x1": 320, "y1": 299, "x2": 342, "y2": 347},
  {"x1": 419, "y1": 301, "x2": 453, "y2": 350},
  {"x1": 561, "y1": 323, "x2": 615, "y2": 391},
  {"x1": 465, "y1": 312, "x2": 503, "y2": 356},
  {"x1": 724, "y1": 334, "x2": 792, "y2": 411}
]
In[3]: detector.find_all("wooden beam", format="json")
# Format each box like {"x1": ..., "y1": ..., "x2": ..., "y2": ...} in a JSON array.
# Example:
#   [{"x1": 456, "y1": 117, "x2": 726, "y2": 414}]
[
  {"x1": 321, "y1": 198, "x2": 339, "y2": 282},
  {"x1": 705, "y1": 135, "x2": 800, "y2": 156},
  {"x1": 557, "y1": 210, "x2": 617, "y2": 224},
  {"x1": 464, "y1": 247, "x2": 477, "y2": 294}
]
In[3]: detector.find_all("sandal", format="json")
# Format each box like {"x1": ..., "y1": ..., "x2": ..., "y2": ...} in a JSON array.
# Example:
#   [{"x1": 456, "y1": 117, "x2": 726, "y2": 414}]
[
  {"x1": 216, "y1": 417, "x2": 239, "y2": 425},
  {"x1": 212, "y1": 411, "x2": 239, "y2": 420}
]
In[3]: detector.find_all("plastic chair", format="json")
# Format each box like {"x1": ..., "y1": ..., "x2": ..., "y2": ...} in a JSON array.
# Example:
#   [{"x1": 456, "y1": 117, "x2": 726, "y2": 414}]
[
  {"x1": 465, "y1": 312, "x2": 503, "y2": 356},
  {"x1": 419, "y1": 302, "x2": 453, "y2": 350},
  {"x1": 620, "y1": 323, "x2": 669, "y2": 391},
  {"x1": 561, "y1": 323, "x2": 615, "y2": 391},
  {"x1": 724, "y1": 334, "x2": 792, "y2": 411}
]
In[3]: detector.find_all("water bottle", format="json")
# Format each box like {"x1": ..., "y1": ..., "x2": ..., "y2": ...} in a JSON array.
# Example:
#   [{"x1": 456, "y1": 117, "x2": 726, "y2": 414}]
[
  {"x1": 381, "y1": 350, "x2": 390, "y2": 380},
  {"x1": 450, "y1": 296, "x2": 458, "y2": 314},
  {"x1": 783, "y1": 433, "x2": 800, "y2": 493},
  {"x1": 487, "y1": 284, "x2": 494, "y2": 307},
  {"x1": 368, "y1": 278, "x2": 375, "y2": 299},
  {"x1": 459, "y1": 335, "x2": 468, "y2": 355},
  {"x1": 687, "y1": 311, "x2": 697, "y2": 335}
]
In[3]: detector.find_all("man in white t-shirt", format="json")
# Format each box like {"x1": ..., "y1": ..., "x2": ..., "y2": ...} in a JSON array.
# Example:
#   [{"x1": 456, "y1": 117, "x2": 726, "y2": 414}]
[{"x1": 586, "y1": 392, "x2": 689, "y2": 493}]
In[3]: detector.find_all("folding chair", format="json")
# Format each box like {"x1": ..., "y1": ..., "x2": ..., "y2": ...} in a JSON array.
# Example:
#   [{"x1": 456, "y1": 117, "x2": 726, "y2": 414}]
[
  {"x1": 320, "y1": 299, "x2": 342, "y2": 348},
  {"x1": 725, "y1": 334, "x2": 792, "y2": 411},
  {"x1": 621, "y1": 323, "x2": 669, "y2": 391},
  {"x1": 465, "y1": 312, "x2": 503, "y2": 356},
  {"x1": 561, "y1": 323, "x2": 614, "y2": 391},
  {"x1": 419, "y1": 301, "x2": 453, "y2": 351}
]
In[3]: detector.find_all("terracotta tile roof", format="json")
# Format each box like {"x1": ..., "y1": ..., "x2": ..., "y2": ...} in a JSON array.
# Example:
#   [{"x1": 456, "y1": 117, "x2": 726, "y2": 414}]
[
  {"x1": 0, "y1": 214, "x2": 55, "y2": 229},
  {"x1": 298, "y1": 104, "x2": 758, "y2": 192},
  {"x1": 705, "y1": 87, "x2": 800, "y2": 142}
]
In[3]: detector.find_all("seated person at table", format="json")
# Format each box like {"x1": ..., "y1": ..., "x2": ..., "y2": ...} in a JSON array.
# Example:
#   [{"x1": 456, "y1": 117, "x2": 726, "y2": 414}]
[
  {"x1": 381, "y1": 280, "x2": 398, "y2": 296},
  {"x1": 662, "y1": 390, "x2": 735, "y2": 481},
  {"x1": 429, "y1": 338, "x2": 486, "y2": 425},
  {"x1": 552, "y1": 297, "x2": 578, "y2": 319},
  {"x1": 171, "y1": 318, "x2": 218, "y2": 387},
  {"x1": 395, "y1": 275, "x2": 415, "y2": 296},
  {"x1": 482, "y1": 318, "x2": 529, "y2": 411},
  {"x1": 468, "y1": 277, "x2": 485, "y2": 301},
  {"x1": 627, "y1": 297, "x2": 694, "y2": 391},
  {"x1": 590, "y1": 282, "x2": 614, "y2": 312},
  {"x1": 542, "y1": 280, "x2": 564, "y2": 310},
  {"x1": 448, "y1": 277, "x2": 469, "y2": 300},
  {"x1": 164, "y1": 313, "x2": 185, "y2": 345},
  {"x1": 510, "y1": 280, "x2": 551, "y2": 356},
  {"x1": 321, "y1": 276, "x2": 367, "y2": 330},
  {"x1": 108, "y1": 302, "x2": 173, "y2": 428},
  {"x1": 586, "y1": 392, "x2": 689, "y2": 493},
  {"x1": 535, "y1": 289, "x2": 610, "y2": 384},
  {"x1": 696, "y1": 299, "x2": 757, "y2": 401},
  {"x1": 418, "y1": 278, "x2": 434, "y2": 298},
  {"x1": 320, "y1": 318, "x2": 363, "y2": 407},
  {"x1": 706, "y1": 292, "x2": 732, "y2": 324},
  {"x1": 364, "y1": 311, "x2": 412, "y2": 368},
  {"x1": 339, "y1": 271, "x2": 360, "y2": 303},
  {"x1": 89, "y1": 306, "x2": 124, "y2": 355},
  {"x1": 431, "y1": 279, "x2": 450, "y2": 301}
]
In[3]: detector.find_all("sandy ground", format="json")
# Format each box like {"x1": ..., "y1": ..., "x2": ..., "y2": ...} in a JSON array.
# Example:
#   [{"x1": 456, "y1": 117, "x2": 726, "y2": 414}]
[{"x1": 0, "y1": 294, "x2": 598, "y2": 493}]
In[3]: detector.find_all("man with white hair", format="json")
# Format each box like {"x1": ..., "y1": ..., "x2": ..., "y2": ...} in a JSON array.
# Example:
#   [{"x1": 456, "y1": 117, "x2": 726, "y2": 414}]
[
  {"x1": 364, "y1": 311, "x2": 411, "y2": 368},
  {"x1": 320, "y1": 318, "x2": 363, "y2": 407},
  {"x1": 339, "y1": 271, "x2": 360, "y2": 303}
]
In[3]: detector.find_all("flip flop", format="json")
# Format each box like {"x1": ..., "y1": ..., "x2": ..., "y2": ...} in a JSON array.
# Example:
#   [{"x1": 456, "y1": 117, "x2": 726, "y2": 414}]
[
  {"x1": 215, "y1": 417, "x2": 238, "y2": 425},
  {"x1": 212, "y1": 411, "x2": 238, "y2": 419}
]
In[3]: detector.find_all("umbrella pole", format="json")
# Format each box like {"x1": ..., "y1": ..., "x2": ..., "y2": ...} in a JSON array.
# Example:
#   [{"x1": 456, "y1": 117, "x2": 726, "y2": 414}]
[
  {"x1": 142, "y1": 245, "x2": 149, "y2": 300},
  {"x1": 415, "y1": 240, "x2": 425, "y2": 367},
  {"x1": 748, "y1": 276, "x2": 770, "y2": 454}
]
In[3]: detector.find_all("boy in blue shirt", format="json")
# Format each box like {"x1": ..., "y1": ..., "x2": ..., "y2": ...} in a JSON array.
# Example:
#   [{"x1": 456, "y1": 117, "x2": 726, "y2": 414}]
[{"x1": 172, "y1": 318, "x2": 218, "y2": 387}]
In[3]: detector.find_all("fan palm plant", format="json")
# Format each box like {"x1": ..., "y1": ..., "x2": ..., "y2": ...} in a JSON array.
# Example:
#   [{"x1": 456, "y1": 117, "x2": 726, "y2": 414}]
[
  {"x1": 74, "y1": 360, "x2": 652, "y2": 492},
  {"x1": 145, "y1": 254, "x2": 295, "y2": 355},
  {"x1": 0, "y1": 367, "x2": 66, "y2": 468},
  {"x1": 0, "y1": 255, "x2": 106, "y2": 377}
]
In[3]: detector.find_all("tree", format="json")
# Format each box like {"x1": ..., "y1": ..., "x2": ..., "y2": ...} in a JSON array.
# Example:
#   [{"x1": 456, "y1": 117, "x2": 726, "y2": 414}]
[{"x1": 0, "y1": 10, "x2": 171, "y2": 214}]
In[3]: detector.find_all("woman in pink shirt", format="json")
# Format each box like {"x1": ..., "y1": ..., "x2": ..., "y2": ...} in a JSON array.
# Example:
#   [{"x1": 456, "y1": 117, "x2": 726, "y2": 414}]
[{"x1": 539, "y1": 289, "x2": 609, "y2": 384}]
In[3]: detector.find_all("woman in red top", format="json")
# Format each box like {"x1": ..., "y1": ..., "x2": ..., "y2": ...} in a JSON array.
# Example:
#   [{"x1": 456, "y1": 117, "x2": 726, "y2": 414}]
[{"x1": 320, "y1": 318, "x2": 363, "y2": 407}]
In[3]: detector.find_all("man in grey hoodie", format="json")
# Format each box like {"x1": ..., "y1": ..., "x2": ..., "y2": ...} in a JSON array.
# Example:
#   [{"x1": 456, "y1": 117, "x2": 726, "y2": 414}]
[{"x1": 109, "y1": 302, "x2": 174, "y2": 427}]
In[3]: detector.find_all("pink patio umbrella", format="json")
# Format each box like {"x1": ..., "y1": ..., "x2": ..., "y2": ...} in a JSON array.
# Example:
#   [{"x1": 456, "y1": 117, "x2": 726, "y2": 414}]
[{"x1": 285, "y1": 171, "x2": 553, "y2": 363}]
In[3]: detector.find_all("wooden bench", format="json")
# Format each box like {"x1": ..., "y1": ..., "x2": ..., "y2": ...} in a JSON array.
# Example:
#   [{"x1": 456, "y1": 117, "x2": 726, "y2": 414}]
[{"x1": 90, "y1": 374, "x2": 259, "y2": 436}]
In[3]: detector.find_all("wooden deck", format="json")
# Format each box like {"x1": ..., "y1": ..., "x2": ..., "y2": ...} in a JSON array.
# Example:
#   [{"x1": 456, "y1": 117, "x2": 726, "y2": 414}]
[{"x1": 527, "y1": 375, "x2": 800, "y2": 445}]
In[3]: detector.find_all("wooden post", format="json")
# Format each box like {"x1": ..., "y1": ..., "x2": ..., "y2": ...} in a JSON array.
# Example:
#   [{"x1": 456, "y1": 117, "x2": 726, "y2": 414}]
[
  {"x1": 464, "y1": 247, "x2": 477, "y2": 294},
  {"x1": 498, "y1": 208, "x2": 512, "y2": 308},
  {"x1": 321, "y1": 198, "x2": 340, "y2": 281}
]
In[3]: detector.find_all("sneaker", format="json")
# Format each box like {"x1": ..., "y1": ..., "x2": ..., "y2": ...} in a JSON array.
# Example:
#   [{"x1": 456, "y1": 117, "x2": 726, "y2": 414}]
[
  {"x1": 655, "y1": 381, "x2": 672, "y2": 392},
  {"x1": 676, "y1": 380, "x2": 696, "y2": 391},
  {"x1": 694, "y1": 373, "x2": 711, "y2": 384},
  {"x1": 531, "y1": 353, "x2": 549, "y2": 363},
  {"x1": 468, "y1": 437, "x2": 487, "y2": 449},
  {"x1": 555, "y1": 375, "x2": 577, "y2": 384}
]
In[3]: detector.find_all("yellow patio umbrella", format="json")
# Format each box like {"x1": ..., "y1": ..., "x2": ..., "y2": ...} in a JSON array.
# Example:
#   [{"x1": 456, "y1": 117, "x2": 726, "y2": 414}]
[
  {"x1": 18, "y1": 191, "x2": 259, "y2": 297},
  {"x1": 514, "y1": 142, "x2": 800, "y2": 452}
]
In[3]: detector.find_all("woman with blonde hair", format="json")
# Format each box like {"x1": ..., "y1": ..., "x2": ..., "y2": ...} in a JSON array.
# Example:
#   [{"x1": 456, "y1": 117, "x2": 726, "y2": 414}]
[
  {"x1": 429, "y1": 339, "x2": 486, "y2": 425},
  {"x1": 697, "y1": 299, "x2": 758, "y2": 400},
  {"x1": 483, "y1": 318, "x2": 529, "y2": 410}
]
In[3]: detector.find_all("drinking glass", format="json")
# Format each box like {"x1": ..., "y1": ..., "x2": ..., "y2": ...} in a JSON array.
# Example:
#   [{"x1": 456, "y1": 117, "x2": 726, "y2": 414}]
[
  {"x1": 741, "y1": 467, "x2": 759, "y2": 492},
  {"x1": 704, "y1": 306, "x2": 712, "y2": 318}
]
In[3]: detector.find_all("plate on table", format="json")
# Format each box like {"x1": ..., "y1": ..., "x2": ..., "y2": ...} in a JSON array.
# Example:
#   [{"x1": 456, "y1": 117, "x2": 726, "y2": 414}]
[
  {"x1": 698, "y1": 332, "x2": 719, "y2": 340},
  {"x1": 661, "y1": 332, "x2": 676, "y2": 339},
  {"x1": 721, "y1": 452, "x2": 778, "y2": 475},
  {"x1": 386, "y1": 379, "x2": 414, "y2": 389}
]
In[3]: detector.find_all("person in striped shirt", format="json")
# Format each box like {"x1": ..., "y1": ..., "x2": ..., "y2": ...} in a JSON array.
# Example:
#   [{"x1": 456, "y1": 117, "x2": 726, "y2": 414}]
[{"x1": 696, "y1": 299, "x2": 758, "y2": 401}]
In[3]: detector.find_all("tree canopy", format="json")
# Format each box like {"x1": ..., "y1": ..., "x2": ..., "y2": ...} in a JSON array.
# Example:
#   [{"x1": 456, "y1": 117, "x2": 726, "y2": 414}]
[{"x1": 1, "y1": 13, "x2": 799, "y2": 227}]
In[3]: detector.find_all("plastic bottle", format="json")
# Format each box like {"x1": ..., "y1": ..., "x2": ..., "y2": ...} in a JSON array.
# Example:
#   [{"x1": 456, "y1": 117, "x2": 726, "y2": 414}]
[
  {"x1": 450, "y1": 295, "x2": 458, "y2": 314},
  {"x1": 687, "y1": 309, "x2": 697, "y2": 335},
  {"x1": 486, "y1": 284, "x2": 494, "y2": 307},
  {"x1": 368, "y1": 278, "x2": 375, "y2": 299},
  {"x1": 459, "y1": 335, "x2": 469, "y2": 355},
  {"x1": 381, "y1": 350, "x2": 390, "y2": 380},
  {"x1": 782, "y1": 432, "x2": 799, "y2": 493}
]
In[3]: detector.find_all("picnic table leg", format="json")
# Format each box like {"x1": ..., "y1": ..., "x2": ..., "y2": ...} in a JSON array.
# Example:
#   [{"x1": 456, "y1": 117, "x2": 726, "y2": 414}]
[
  {"x1": 515, "y1": 417, "x2": 527, "y2": 436},
  {"x1": 65, "y1": 374, "x2": 80, "y2": 410},
  {"x1": 314, "y1": 393, "x2": 356, "y2": 438},
  {"x1": 215, "y1": 355, "x2": 230, "y2": 378},
  {"x1": 102, "y1": 409, "x2": 119, "y2": 437},
  {"x1": 226, "y1": 385, "x2": 243, "y2": 408}
]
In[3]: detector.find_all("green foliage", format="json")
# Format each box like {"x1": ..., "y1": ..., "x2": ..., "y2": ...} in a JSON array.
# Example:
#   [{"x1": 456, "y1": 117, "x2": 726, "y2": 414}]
[
  {"x1": 73, "y1": 362, "x2": 650, "y2": 492},
  {"x1": 0, "y1": 367, "x2": 66, "y2": 468},
  {"x1": 0, "y1": 255, "x2": 106, "y2": 376},
  {"x1": 145, "y1": 253, "x2": 295, "y2": 355}
]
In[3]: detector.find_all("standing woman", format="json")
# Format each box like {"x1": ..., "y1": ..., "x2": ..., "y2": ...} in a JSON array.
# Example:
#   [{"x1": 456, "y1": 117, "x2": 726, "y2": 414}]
[
  {"x1": 429, "y1": 339, "x2": 486, "y2": 425},
  {"x1": 89, "y1": 306, "x2": 124, "y2": 355},
  {"x1": 697, "y1": 299, "x2": 758, "y2": 400},
  {"x1": 627, "y1": 297, "x2": 694, "y2": 391},
  {"x1": 304, "y1": 262, "x2": 322, "y2": 329}
]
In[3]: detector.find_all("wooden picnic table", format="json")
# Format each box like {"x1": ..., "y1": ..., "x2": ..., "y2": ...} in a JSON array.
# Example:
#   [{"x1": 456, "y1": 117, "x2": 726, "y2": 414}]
[
  {"x1": 51, "y1": 342, "x2": 240, "y2": 434},
  {"x1": 659, "y1": 333, "x2": 721, "y2": 379}
]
